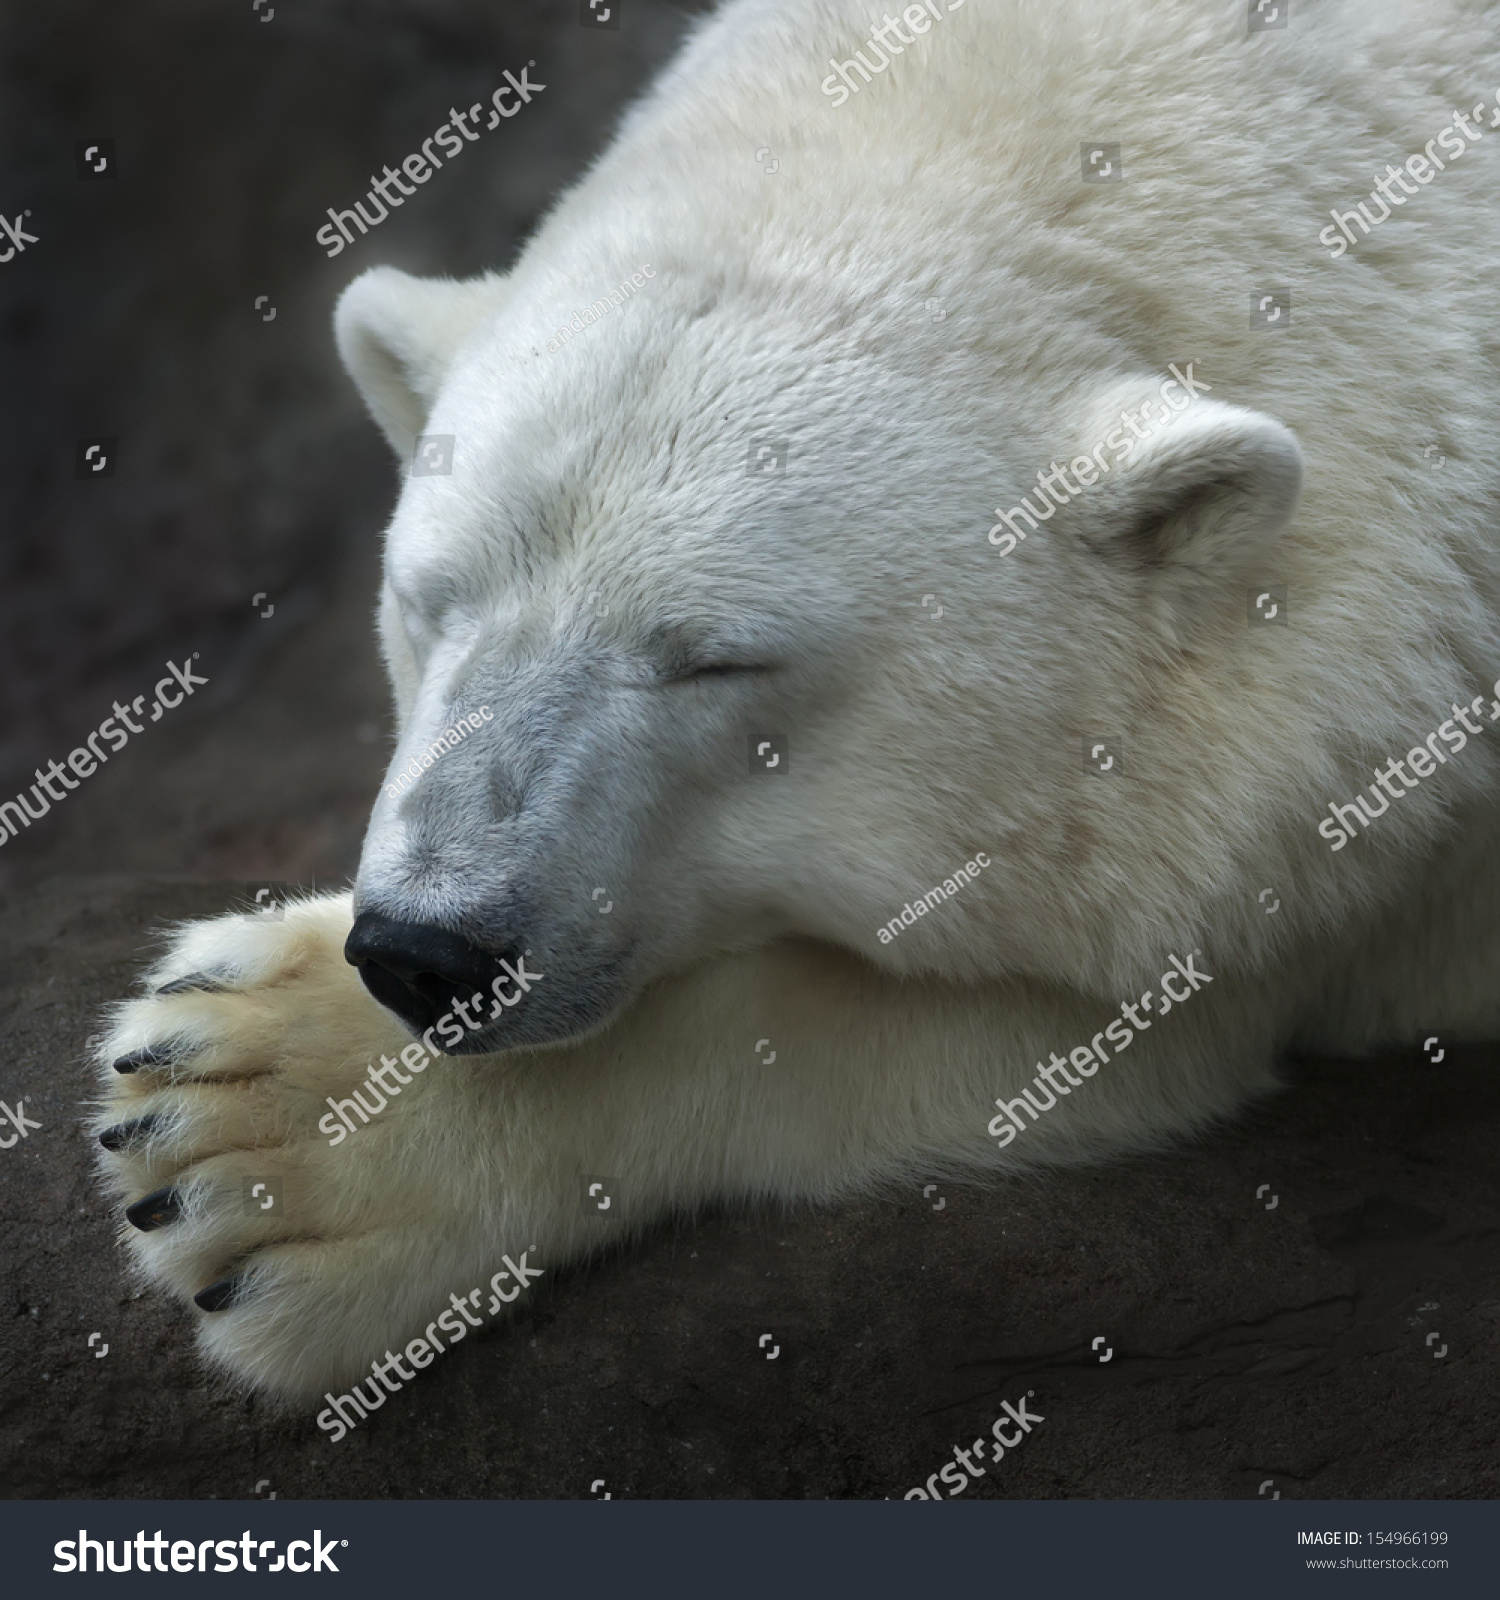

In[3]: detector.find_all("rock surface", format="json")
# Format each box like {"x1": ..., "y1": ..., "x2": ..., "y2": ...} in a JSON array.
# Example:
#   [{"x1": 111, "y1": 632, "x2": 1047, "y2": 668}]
[{"x1": 2, "y1": 874, "x2": 1496, "y2": 1499}]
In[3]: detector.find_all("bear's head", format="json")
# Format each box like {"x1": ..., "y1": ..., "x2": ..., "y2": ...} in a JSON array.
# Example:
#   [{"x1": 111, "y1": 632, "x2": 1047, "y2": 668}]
[{"x1": 333, "y1": 258, "x2": 1317, "y2": 1054}]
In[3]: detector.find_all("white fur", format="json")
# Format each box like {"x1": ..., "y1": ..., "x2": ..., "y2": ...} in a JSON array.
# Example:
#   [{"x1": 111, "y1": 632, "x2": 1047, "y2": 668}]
[{"x1": 97, "y1": 0, "x2": 1500, "y2": 1397}]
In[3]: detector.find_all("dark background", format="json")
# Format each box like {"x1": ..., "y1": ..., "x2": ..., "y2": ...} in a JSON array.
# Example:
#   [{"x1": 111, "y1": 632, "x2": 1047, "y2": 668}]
[
  {"x1": 1, "y1": 0, "x2": 1497, "y2": 1501},
  {"x1": 0, "y1": 0, "x2": 709, "y2": 889}
]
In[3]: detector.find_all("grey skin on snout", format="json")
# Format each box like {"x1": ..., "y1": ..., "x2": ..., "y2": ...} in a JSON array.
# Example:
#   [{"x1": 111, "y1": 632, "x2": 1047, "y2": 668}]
[{"x1": 347, "y1": 688, "x2": 637, "y2": 1053}]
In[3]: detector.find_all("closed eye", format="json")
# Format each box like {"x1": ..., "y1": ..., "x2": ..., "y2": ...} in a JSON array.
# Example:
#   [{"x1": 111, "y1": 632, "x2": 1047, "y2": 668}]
[
  {"x1": 673, "y1": 661, "x2": 767, "y2": 681},
  {"x1": 620, "y1": 660, "x2": 770, "y2": 692}
]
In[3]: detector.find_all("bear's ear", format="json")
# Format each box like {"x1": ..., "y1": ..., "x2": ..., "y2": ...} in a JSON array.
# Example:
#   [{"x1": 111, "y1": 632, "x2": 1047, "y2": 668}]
[
  {"x1": 1078, "y1": 394, "x2": 1303, "y2": 638},
  {"x1": 334, "y1": 266, "x2": 511, "y2": 458}
]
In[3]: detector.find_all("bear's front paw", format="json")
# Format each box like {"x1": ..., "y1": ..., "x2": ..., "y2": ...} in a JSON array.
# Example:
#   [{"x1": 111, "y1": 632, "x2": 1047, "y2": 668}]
[{"x1": 93, "y1": 891, "x2": 514, "y2": 1397}]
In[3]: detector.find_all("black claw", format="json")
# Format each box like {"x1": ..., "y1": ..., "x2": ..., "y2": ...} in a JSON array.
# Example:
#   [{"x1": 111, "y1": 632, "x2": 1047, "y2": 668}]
[
  {"x1": 113, "y1": 1046, "x2": 175, "y2": 1074},
  {"x1": 98, "y1": 1114, "x2": 162, "y2": 1152},
  {"x1": 155, "y1": 972, "x2": 227, "y2": 996},
  {"x1": 194, "y1": 1277, "x2": 240, "y2": 1313},
  {"x1": 125, "y1": 1186, "x2": 181, "y2": 1231}
]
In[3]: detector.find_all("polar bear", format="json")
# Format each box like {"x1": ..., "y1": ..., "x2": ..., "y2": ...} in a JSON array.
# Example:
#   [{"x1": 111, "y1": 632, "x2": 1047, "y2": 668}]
[{"x1": 95, "y1": 0, "x2": 1500, "y2": 1401}]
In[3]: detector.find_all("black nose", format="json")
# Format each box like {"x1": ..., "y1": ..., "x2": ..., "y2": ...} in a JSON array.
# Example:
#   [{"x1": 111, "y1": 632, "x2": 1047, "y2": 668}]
[{"x1": 344, "y1": 912, "x2": 515, "y2": 1044}]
